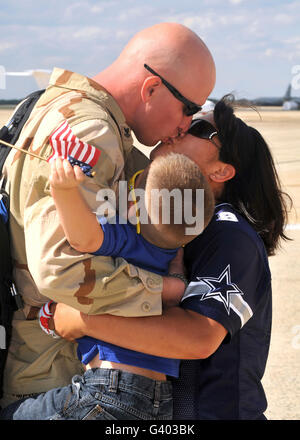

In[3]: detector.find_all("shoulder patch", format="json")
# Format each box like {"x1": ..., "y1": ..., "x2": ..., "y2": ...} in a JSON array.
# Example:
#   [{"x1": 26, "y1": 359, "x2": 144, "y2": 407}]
[{"x1": 216, "y1": 211, "x2": 238, "y2": 222}]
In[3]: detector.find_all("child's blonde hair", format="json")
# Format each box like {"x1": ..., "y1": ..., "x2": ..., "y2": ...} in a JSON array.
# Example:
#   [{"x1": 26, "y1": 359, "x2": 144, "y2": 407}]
[{"x1": 145, "y1": 153, "x2": 215, "y2": 247}]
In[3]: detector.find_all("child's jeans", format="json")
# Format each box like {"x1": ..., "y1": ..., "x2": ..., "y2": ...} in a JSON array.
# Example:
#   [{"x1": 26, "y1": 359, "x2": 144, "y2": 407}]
[{"x1": 0, "y1": 368, "x2": 173, "y2": 420}]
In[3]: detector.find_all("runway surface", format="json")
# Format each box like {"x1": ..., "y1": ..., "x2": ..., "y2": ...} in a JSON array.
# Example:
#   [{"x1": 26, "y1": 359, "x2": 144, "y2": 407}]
[{"x1": 0, "y1": 105, "x2": 299, "y2": 420}]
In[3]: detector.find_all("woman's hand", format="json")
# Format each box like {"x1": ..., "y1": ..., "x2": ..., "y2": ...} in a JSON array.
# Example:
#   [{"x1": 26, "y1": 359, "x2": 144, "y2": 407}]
[
  {"x1": 161, "y1": 248, "x2": 187, "y2": 308},
  {"x1": 50, "y1": 302, "x2": 87, "y2": 342},
  {"x1": 168, "y1": 247, "x2": 186, "y2": 275}
]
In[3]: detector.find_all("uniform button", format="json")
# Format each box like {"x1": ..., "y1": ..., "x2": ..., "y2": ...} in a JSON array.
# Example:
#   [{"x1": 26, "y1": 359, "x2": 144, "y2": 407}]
[
  {"x1": 142, "y1": 302, "x2": 151, "y2": 312},
  {"x1": 146, "y1": 277, "x2": 156, "y2": 288}
]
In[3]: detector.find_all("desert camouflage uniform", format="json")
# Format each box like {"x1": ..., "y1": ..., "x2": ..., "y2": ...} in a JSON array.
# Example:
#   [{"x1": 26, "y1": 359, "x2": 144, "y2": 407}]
[{"x1": 0, "y1": 68, "x2": 158, "y2": 407}]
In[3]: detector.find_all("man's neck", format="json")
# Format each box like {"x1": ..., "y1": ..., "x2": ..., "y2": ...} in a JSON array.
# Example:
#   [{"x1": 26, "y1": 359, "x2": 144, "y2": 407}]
[{"x1": 93, "y1": 68, "x2": 140, "y2": 130}]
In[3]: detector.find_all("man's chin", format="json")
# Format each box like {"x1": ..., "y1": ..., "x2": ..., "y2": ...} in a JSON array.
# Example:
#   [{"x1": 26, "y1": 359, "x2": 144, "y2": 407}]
[{"x1": 150, "y1": 142, "x2": 170, "y2": 161}]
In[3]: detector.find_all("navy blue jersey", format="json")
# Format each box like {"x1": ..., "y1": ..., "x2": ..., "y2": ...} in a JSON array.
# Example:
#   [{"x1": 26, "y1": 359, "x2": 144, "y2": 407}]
[{"x1": 172, "y1": 203, "x2": 272, "y2": 420}]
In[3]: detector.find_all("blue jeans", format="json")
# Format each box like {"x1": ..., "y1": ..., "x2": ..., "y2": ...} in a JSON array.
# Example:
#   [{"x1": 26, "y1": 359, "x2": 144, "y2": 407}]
[{"x1": 0, "y1": 368, "x2": 173, "y2": 420}]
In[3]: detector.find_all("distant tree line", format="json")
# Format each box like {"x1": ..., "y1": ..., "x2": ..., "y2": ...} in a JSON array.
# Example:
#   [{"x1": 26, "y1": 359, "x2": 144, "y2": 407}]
[{"x1": 0, "y1": 99, "x2": 21, "y2": 105}]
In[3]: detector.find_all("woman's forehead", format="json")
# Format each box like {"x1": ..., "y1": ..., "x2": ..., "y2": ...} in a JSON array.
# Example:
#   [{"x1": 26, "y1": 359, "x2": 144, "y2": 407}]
[{"x1": 167, "y1": 135, "x2": 218, "y2": 168}]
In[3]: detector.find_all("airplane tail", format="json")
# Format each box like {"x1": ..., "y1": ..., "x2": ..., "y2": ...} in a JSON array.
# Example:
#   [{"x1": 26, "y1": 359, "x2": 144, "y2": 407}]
[{"x1": 283, "y1": 84, "x2": 292, "y2": 101}]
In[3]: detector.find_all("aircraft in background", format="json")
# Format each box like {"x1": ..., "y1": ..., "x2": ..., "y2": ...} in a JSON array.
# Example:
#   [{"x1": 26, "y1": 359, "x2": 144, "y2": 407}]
[
  {"x1": 282, "y1": 84, "x2": 300, "y2": 110},
  {"x1": 4, "y1": 69, "x2": 51, "y2": 89},
  {"x1": 240, "y1": 84, "x2": 300, "y2": 110},
  {"x1": 207, "y1": 85, "x2": 300, "y2": 111}
]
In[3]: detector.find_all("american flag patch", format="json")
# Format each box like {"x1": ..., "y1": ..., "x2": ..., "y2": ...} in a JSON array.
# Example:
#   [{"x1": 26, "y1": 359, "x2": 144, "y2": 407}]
[{"x1": 48, "y1": 120, "x2": 101, "y2": 168}]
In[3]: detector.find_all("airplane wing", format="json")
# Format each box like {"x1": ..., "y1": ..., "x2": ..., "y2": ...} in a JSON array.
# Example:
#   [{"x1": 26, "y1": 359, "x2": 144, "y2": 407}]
[{"x1": 5, "y1": 69, "x2": 51, "y2": 89}]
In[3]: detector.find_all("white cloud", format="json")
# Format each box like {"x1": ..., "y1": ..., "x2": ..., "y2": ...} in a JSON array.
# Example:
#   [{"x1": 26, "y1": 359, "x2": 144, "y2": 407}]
[
  {"x1": 115, "y1": 29, "x2": 132, "y2": 41},
  {"x1": 274, "y1": 13, "x2": 294, "y2": 25},
  {"x1": 182, "y1": 16, "x2": 214, "y2": 31},
  {"x1": 264, "y1": 48, "x2": 274, "y2": 57},
  {"x1": 64, "y1": 1, "x2": 86, "y2": 19},
  {"x1": 117, "y1": 5, "x2": 156, "y2": 22},
  {"x1": 0, "y1": 42, "x2": 17, "y2": 53},
  {"x1": 72, "y1": 27, "x2": 108, "y2": 41},
  {"x1": 218, "y1": 14, "x2": 247, "y2": 25},
  {"x1": 229, "y1": 0, "x2": 244, "y2": 4}
]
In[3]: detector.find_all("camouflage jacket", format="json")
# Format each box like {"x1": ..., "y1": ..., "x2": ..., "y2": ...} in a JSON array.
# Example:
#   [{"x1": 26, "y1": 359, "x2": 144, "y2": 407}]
[{"x1": 4, "y1": 67, "x2": 162, "y2": 318}]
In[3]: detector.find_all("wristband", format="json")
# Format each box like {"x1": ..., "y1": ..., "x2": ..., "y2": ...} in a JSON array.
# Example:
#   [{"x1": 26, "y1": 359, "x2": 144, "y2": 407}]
[
  {"x1": 39, "y1": 301, "x2": 60, "y2": 339},
  {"x1": 169, "y1": 273, "x2": 189, "y2": 288}
]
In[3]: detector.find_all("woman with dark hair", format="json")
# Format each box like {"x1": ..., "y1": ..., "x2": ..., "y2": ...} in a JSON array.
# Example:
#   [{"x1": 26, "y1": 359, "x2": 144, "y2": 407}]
[
  {"x1": 165, "y1": 95, "x2": 291, "y2": 419},
  {"x1": 2, "y1": 96, "x2": 291, "y2": 420},
  {"x1": 189, "y1": 95, "x2": 290, "y2": 257}
]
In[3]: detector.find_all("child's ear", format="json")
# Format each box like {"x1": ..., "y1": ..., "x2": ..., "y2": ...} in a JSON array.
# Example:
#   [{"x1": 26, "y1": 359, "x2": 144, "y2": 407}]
[
  {"x1": 140, "y1": 76, "x2": 161, "y2": 102},
  {"x1": 209, "y1": 163, "x2": 235, "y2": 183}
]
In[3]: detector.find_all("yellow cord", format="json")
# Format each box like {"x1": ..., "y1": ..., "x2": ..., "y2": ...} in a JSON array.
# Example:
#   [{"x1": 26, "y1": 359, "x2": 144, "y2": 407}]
[{"x1": 128, "y1": 169, "x2": 144, "y2": 234}]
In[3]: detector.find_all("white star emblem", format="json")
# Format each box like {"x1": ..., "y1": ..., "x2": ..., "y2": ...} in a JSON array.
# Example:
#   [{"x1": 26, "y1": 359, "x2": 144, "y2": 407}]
[{"x1": 197, "y1": 265, "x2": 244, "y2": 314}]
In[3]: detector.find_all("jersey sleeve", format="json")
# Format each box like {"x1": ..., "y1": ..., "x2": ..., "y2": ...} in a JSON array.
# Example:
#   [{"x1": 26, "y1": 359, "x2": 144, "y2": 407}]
[
  {"x1": 92, "y1": 216, "x2": 136, "y2": 258},
  {"x1": 181, "y1": 225, "x2": 270, "y2": 338}
]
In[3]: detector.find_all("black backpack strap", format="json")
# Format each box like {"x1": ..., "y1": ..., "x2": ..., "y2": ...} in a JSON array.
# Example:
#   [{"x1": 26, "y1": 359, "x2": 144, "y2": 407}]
[
  {"x1": 0, "y1": 91, "x2": 44, "y2": 402},
  {"x1": 0, "y1": 127, "x2": 11, "y2": 176},
  {"x1": 0, "y1": 89, "x2": 45, "y2": 175},
  {"x1": 0, "y1": 188, "x2": 15, "y2": 402}
]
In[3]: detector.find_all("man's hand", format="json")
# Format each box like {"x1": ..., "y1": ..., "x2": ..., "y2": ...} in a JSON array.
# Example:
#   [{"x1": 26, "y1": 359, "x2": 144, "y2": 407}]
[{"x1": 50, "y1": 302, "x2": 87, "y2": 342}]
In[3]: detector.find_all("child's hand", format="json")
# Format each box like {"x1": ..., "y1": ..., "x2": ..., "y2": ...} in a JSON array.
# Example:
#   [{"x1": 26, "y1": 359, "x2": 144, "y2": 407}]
[{"x1": 49, "y1": 157, "x2": 86, "y2": 190}]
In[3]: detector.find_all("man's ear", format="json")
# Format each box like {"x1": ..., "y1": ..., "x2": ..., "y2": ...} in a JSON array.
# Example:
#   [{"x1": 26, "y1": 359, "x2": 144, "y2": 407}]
[
  {"x1": 209, "y1": 163, "x2": 235, "y2": 183},
  {"x1": 140, "y1": 76, "x2": 161, "y2": 103}
]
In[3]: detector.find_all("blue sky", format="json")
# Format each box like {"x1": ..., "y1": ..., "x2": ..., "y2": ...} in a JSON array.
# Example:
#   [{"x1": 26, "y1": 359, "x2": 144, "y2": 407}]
[{"x1": 0, "y1": 0, "x2": 300, "y2": 99}]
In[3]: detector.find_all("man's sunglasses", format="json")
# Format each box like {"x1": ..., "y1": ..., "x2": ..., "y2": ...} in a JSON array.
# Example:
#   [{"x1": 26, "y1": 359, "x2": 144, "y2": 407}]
[
  {"x1": 144, "y1": 64, "x2": 202, "y2": 116},
  {"x1": 188, "y1": 118, "x2": 220, "y2": 150}
]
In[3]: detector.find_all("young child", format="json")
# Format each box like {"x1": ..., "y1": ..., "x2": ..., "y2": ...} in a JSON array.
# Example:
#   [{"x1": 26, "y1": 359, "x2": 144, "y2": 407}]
[
  {"x1": 50, "y1": 152, "x2": 214, "y2": 307},
  {"x1": 37, "y1": 152, "x2": 215, "y2": 420}
]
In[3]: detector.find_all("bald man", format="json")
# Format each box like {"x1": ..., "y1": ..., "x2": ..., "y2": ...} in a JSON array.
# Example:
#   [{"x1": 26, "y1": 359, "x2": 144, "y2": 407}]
[
  {"x1": 94, "y1": 22, "x2": 215, "y2": 146},
  {"x1": 0, "y1": 23, "x2": 215, "y2": 409}
]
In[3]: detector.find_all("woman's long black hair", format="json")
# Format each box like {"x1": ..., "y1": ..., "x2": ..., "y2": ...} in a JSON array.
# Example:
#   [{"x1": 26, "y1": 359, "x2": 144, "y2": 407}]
[{"x1": 214, "y1": 94, "x2": 292, "y2": 256}]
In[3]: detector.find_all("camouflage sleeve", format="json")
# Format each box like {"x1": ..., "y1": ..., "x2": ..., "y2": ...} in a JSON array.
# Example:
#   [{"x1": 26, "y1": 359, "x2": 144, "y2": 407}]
[{"x1": 23, "y1": 118, "x2": 163, "y2": 317}]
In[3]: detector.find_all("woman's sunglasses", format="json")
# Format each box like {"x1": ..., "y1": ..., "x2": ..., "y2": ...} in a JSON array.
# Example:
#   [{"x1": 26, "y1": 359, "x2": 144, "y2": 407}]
[{"x1": 188, "y1": 118, "x2": 221, "y2": 150}]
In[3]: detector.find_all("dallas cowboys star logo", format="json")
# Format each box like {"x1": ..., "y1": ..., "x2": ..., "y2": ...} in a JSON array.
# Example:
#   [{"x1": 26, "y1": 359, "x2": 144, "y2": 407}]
[{"x1": 197, "y1": 265, "x2": 244, "y2": 314}]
